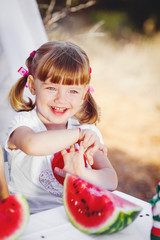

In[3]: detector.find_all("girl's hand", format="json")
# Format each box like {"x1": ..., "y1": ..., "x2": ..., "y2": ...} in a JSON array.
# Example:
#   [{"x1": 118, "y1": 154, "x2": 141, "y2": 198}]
[
  {"x1": 54, "y1": 143, "x2": 86, "y2": 178},
  {"x1": 79, "y1": 129, "x2": 107, "y2": 165}
]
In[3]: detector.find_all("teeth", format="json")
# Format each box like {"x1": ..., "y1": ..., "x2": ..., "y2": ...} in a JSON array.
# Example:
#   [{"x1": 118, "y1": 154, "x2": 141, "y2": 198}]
[{"x1": 52, "y1": 107, "x2": 67, "y2": 111}]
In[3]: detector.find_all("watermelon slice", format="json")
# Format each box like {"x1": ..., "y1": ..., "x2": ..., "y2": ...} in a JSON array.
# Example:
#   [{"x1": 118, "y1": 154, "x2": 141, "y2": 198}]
[
  {"x1": 52, "y1": 148, "x2": 87, "y2": 185},
  {"x1": 63, "y1": 174, "x2": 142, "y2": 234},
  {"x1": 52, "y1": 151, "x2": 66, "y2": 185},
  {"x1": 0, "y1": 194, "x2": 30, "y2": 240}
]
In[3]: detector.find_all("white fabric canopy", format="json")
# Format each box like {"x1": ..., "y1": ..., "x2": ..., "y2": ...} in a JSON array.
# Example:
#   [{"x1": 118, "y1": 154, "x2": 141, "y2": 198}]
[{"x1": 0, "y1": 0, "x2": 48, "y2": 146}]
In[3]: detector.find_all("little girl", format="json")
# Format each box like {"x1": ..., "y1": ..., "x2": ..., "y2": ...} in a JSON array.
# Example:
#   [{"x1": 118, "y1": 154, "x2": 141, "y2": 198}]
[{"x1": 5, "y1": 41, "x2": 117, "y2": 214}]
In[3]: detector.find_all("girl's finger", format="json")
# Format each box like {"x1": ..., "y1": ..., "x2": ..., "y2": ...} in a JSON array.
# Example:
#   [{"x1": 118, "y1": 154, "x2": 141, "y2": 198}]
[
  {"x1": 85, "y1": 145, "x2": 95, "y2": 165},
  {"x1": 54, "y1": 167, "x2": 66, "y2": 177},
  {"x1": 79, "y1": 142, "x2": 85, "y2": 154},
  {"x1": 61, "y1": 149, "x2": 67, "y2": 156},
  {"x1": 99, "y1": 144, "x2": 108, "y2": 156},
  {"x1": 81, "y1": 130, "x2": 94, "y2": 145},
  {"x1": 85, "y1": 152, "x2": 93, "y2": 165},
  {"x1": 86, "y1": 139, "x2": 99, "y2": 155},
  {"x1": 83, "y1": 134, "x2": 96, "y2": 149},
  {"x1": 70, "y1": 145, "x2": 75, "y2": 152}
]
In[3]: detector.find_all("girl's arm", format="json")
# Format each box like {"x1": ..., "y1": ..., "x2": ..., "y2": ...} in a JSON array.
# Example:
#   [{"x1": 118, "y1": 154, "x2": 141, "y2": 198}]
[
  {"x1": 8, "y1": 126, "x2": 80, "y2": 155},
  {"x1": 82, "y1": 150, "x2": 118, "y2": 190},
  {"x1": 0, "y1": 146, "x2": 9, "y2": 200},
  {"x1": 8, "y1": 126, "x2": 103, "y2": 157}
]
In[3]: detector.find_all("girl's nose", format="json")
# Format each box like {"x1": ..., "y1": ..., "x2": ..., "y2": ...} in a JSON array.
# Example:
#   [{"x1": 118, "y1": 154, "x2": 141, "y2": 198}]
[{"x1": 54, "y1": 90, "x2": 65, "y2": 103}]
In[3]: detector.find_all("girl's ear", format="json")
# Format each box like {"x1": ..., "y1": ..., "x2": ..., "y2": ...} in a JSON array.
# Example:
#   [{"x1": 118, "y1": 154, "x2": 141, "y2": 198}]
[{"x1": 27, "y1": 75, "x2": 36, "y2": 95}]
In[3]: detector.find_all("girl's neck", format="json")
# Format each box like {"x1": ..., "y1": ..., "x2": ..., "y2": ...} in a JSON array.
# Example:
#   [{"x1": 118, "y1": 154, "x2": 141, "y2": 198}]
[
  {"x1": 35, "y1": 108, "x2": 68, "y2": 130},
  {"x1": 45, "y1": 123, "x2": 68, "y2": 130}
]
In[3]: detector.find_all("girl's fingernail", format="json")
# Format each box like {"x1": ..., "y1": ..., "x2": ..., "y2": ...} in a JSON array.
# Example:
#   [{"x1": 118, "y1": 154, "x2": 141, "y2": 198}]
[
  {"x1": 90, "y1": 160, "x2": 93, "y2": 165},
  {"x1": 83, "y1": 143, "x2": 87, "y2": 148}
]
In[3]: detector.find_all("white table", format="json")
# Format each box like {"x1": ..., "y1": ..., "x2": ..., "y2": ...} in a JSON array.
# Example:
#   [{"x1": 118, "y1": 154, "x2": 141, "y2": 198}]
[{"x1": 19, "y1": 191, "x2": 152, "y2": 240}]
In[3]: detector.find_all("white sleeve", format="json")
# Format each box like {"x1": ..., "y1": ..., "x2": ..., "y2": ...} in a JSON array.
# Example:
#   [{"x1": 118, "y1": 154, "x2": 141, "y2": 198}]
[
  {"x1": 80, "y1": 124, "x2": 104, "y2": 145},
  {"x1": 4, "y1": 111, "x2": 39, "y2": 152}
]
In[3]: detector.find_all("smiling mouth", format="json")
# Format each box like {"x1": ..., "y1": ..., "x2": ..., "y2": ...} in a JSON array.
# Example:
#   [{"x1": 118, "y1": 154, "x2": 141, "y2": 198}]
[{"x1": 51, "y1": 106, "x2": 68, "y2": 113}]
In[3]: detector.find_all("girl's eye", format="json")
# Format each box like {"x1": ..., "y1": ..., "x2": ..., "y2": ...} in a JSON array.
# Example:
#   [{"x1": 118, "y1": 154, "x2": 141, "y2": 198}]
[
  {"x1": 69, "y1": 90, "x2": 78, "y2": 94},
  {"x1": 47, "y1": 87, "x2": 56, "y2": 91}
]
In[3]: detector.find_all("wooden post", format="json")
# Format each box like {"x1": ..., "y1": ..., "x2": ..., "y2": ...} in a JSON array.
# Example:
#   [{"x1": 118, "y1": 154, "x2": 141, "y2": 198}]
[{"x1": 0, "y1": 146, "x2": 9, "y2": 200}]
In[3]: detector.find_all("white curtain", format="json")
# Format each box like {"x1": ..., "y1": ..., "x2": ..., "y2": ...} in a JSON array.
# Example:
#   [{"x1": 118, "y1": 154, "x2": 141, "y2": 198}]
[{"x1": 0, "y1": 0, "x2": 48, "y2": 146}]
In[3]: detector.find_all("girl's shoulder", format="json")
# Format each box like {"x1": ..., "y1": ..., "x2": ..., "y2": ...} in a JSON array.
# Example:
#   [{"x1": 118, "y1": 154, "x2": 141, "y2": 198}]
[
  {"x1": 12, "y1": 108, "x2": 36, "y2": 119},
  {"x1": 4, "y1": 109, "x2": 46, "y2": 152},
  {"x1": 10, "y1": 109, "x2": 37, "y2": 125},
  {"x1": 7, "y1": 109, "x2": 46, "y2": 133}
]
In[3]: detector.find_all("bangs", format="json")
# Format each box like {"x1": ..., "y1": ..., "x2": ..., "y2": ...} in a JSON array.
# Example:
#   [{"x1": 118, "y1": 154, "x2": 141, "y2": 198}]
[
  {"x1": 35, "y1": 42, "x2": 90, "y2": 86},
  {"x1": 48, "y1": 66, "x2": 90, "y2": 85}
]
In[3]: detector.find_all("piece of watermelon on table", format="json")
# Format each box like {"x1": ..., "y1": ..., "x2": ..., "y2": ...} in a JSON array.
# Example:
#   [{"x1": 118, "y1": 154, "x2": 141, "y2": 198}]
[
  {"x1": 0, "y1": 193, "x2": 29, "y2": 240},
  {"x1": 63, "y1": 173, "x2": 142, "y2": 234}
]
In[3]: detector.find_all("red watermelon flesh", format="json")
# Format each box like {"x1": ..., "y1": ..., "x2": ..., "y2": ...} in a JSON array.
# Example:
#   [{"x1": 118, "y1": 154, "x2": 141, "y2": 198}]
[
  {"x1": 63, "y1": 174, "x2": 142, "y2": 234},
  {"x1": 0, "y1": 194, "x2": 29, "y2": 240},
  {"x1": 52, "y1": 148, "x2": 87, "y2": 185}
]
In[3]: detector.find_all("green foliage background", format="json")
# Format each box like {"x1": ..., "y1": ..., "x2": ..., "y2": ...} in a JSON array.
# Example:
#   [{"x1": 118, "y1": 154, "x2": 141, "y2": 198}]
[{"x1": 37, "y1": 0, "x2": 160, "y2": 34}]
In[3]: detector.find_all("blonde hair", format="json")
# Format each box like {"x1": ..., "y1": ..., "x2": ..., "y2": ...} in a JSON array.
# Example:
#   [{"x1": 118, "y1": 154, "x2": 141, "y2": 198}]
[{"x1": 9, "y1": 41, "x2": 100, "y2": 124}]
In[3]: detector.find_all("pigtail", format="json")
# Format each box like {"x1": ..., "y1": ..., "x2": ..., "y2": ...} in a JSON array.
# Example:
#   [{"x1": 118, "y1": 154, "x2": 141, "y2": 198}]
[
  {"x1": 26, "y1": 55, "x2": 34, "y2": 74},
  {"x1": 8, "y1": 76, "x2": 35, "y2": 112},
  {"x1": 8, "y1": 51, "x2": 36, "y2": 112},
  {"x1": 76, "y1": 92, "x2": 100, "y2": 124}
]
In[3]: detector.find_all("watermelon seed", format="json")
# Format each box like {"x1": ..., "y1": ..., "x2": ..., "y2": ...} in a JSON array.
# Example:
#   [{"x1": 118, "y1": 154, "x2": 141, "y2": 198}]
[
  {"x1": 81, "y1": 199, "x2": 86, "y2": 204},
  {"x1": 41, "y1": 236, "x2": 45, "y2": 238},
  {"x1": 75, "y1": 201, "x2": 78, "y2": 206},
  {"x1": 85, "y1": 206, "x2": 89, "y2": 211},
  {"x1": 76, "y1": 191, "x2": 79, "y2": 194},
  {"x1": 85, "y1": 212, "x2": 90, "y2": 217},
  {"x1": 73, "y1": 183, "x2": 77, "y2": 188},
  {"x1": 1, "y1": 199, "x2": 7, "y2": 204}
]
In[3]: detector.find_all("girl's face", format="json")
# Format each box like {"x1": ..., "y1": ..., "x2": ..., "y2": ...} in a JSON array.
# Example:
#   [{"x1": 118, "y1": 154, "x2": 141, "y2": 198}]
[{"x1": 28, "y1": 76, "x2": 88, "y2": 129}]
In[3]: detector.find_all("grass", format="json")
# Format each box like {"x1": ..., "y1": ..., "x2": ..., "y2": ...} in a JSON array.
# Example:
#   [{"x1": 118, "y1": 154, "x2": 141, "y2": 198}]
[{"x1": 88, "y1": 10, "x2": 132, "y2": 37}]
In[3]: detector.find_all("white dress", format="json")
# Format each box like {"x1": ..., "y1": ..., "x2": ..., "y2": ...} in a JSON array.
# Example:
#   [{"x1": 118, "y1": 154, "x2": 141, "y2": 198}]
[{"x1": 5, "y1": 109, "x2": 104, "y2": 214}]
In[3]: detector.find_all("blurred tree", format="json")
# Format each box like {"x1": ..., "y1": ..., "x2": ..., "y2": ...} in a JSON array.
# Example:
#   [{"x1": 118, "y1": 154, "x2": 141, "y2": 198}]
[
  {"x1": 37, "y1": 0, "x2": 96, "y2": 31},
  {"x1": 96, "y1": 0, "x2": 160, "y2": 32},
  {"x1": 127, "y1": 0, "x2": 151, "y2": 30},
  {"x1": 36, "y1": 0, "x2": 160, "y2": 33}
]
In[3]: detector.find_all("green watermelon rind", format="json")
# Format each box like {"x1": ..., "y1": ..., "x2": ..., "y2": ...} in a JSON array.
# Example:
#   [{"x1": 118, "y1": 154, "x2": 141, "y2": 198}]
[
  {"x1": 63, "y1": 174, "x2": 142, "y2": 234},
  {"x1": 14, "y1": 194, "x2": 30, "y2": 240},
  {"x1": 64, "y1": 201, "x2": 141, "y2": 234},
  {"x1": 1, "y1": 193, "x2": 30, "y2": 240},
  {"x1": 98, "y1": 210, "x2": 140, "y2": 234}
]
